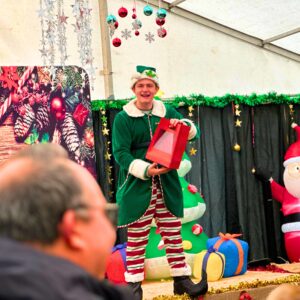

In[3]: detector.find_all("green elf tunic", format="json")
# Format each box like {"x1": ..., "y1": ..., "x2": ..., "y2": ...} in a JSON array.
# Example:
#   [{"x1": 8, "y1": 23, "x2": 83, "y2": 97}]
[{"x1": 112, "y1": 99, "x2": 199, "y2": 227}]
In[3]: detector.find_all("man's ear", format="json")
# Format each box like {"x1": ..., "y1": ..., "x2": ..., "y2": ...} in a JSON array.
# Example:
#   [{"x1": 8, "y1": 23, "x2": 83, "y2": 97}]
[{"x1": 59, "y1": 210, "x2": 86, "y2": 250}]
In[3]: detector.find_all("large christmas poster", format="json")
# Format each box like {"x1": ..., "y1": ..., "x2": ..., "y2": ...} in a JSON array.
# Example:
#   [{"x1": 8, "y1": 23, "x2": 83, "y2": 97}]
[{"x1": 0, "y1": 66, "x2": 96, "y2": 176}]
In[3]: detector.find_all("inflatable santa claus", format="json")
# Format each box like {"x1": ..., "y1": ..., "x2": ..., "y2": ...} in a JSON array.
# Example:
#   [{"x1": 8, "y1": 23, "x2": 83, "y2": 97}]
[{"x1": 270, "y1": 123, "x2": 300, "y2": 262}]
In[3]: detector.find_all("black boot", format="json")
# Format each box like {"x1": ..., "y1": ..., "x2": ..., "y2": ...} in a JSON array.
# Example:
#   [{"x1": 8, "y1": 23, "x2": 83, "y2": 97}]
[
  {"x1": 173, "y1": 270, "x2": 208, "y2": 297},
  {"x1": 127, "y1": 282, "x2": 143, "y2": 300}
]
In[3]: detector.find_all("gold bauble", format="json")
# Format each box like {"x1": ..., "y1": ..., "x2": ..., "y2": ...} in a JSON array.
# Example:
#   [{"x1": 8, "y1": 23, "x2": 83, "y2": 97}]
[{"x1": 233, "y1": 143, "x2": 241, "y2": 152}]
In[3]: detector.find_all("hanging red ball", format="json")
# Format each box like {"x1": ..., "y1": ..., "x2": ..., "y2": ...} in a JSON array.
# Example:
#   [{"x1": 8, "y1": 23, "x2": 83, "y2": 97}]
[
  {"x1": 156, "y1": 18, "x2": 165, "y2": 26},
  {"x1": 118, "y1": 7, "x2": 128, "y2": 18},
  {"x1": 50, "y1": 97, "x2": 63, "y2": 111},
  {"x1": 112, "y1": 38, "x2": 122, "y2": 47},
  {"x1": 55, "y1": 110, "x2": 66, "y2": 121},
  {"x1": 132, "y1": 13, "x2": 137, "y2": 19},
  {"x1": 135, "y1": 30, "x2": 140, "y2": 36},
  {"x1": 114, "y1": 21, "x2": 119, "y2": 29},
  {"x1": 12, "y1": 93, "x2": 20, "y2": 104},
  {"x1": 158, "y1": 27, "x2": 167, "y2": 38}
]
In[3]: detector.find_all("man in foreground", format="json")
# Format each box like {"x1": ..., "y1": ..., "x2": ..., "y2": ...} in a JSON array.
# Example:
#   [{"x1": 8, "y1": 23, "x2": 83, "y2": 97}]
[{"x1": 0, "y1": 143, "x2": 133, "y2": 300}]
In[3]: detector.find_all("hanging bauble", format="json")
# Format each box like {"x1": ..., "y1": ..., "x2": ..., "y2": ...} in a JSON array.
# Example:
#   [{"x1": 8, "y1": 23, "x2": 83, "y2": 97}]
[
  {"x1": 132, "y1": 13, "x2": 137, "y2": 19},
  {"x1": 12, "y1": 93, "x2": 20, "y2": 104},
  {"x1": 118, "y1": 7, "x2": 128, "y2": 18},
  {"x1": 55, "y1": 111, "x2": 66, "y2": 121},
  {"x1": 157, "y1": 27, "x2": 167, "y2": 38},
  {"x1": 133, "y1": 19, "x2": 142, "y2": 30},
  {"x1": 114, "y1": 21, "x2": 119, "y2": 29},
  {"x1": 156, "y1": 17, "x2": 165, "y2": 26},
  {"x1": 112, "y1": 37, "x2": 122, "y2": 47},
  {"x1": 135, "y1": 30, "x2": 140, "y2": 36},
  {"x1": 233, "y1": 143, "x2": 241, "y2": 152},
  {"x1": 157, "y1": 8, "x2": 167, "y2": 19},
  {"x1": 50, "y1": 97, "x2": 63, "y2": 111},
  {"x1": 106, "y1": 14, "x2": 117, "y2": 24},
  {"x1": 144, "y1": 5, "x2": 153, "y2": 16}
]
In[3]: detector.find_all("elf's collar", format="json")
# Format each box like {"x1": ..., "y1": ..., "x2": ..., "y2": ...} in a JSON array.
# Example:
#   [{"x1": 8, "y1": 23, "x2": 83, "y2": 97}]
[{"x1": 123, "y1": 99, "x2": 166, "y2": 118}]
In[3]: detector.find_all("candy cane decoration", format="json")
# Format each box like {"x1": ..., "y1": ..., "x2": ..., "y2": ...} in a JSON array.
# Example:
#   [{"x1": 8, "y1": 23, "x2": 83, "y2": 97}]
[{"x1": 0, "y1": 66, "x2": 36, "y2": 120}]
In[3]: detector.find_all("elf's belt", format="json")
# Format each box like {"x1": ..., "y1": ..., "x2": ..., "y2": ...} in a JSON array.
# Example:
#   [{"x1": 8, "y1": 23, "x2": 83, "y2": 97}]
[
  {"x1": 131, "y1": 141, "x2": 150, "y2": 150},
  {"x1": 283, "y1": 212, "x2": 300, "y2": 224}
]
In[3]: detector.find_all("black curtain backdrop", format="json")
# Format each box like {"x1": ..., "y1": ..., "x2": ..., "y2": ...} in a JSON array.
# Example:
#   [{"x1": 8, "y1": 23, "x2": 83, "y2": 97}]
[{"x1": 92, "y1": 104, "x2": 300, "y2": 262}]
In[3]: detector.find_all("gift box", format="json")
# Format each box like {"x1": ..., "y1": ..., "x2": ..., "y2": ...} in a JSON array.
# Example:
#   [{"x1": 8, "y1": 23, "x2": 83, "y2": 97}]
[
  {"x1": 207, "y1": 233, "x2": 248, "y2": 278},
  {"x1": 145, "y1": 118, "x2": 190, "y2": 169},
  {"x1": 105, "y1": 243, "x2": 127, "y2": 284},
  {"x1": 193, "y1": 247, "x2": 225, "y2": 281}
]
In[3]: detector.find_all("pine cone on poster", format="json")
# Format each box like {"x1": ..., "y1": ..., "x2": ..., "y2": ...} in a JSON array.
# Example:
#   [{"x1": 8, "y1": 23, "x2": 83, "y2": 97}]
[
  {"x1": 36, "y1": 105, "x2": 50, "y2": 131},
  {"x1": 14, "y1": 104, "x2": 35, "y2": 139},
  {"x1": 61, "y1": 112, "x2": 80, "y2": 160}
]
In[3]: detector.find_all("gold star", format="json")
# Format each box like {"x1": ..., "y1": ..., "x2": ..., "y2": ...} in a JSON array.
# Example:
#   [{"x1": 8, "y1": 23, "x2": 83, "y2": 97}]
[
  {"x1": 289, "y1": 104, "x2": 294, "y2": 109},
  {"x1": 102, "y1": 128, "x2": 110, "y2": 136},
  {"x1": 104, "y1": 152, "x2": 111, "y2": 160},
  {"x1": 101, "y1": 110, "x2": 106, "y2": 115},
  {"x1": 189, "y1": 147, "x2": 197, "y2": 156},
  {"x1": 108, "y1": 177, "x2": 114, "y2": 184},
  {"x1": 188, "y1": 106, "x2": 194, "y2": 112},
  {"x1": 235, "y1": 119, "x2": 242, "y2": 127},
  {"x1": 235, "y1": 104, "x2": 239, "y2": 109},
  {"x1": 188, "y1": 113, "x2": 193, "y2": 117},
  {"x1": 235, "y1": 109, "x2": 241, "y2": 116}
]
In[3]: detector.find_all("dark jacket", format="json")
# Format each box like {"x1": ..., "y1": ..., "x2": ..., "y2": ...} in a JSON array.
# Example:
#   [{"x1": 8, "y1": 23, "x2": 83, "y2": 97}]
[{"x1": 0, "y1": 238, "x2": 133, "y2": 300}]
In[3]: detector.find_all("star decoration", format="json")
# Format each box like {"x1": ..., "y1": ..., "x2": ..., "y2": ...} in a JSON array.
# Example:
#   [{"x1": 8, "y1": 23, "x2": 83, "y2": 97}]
[
  {"x1": 235, "y1": 104, "x2": 239, "y2": 109},
  {"x1": 235, "y1": 109, "x2": 241, "y2": 116},
  {"x1": 101, "y1": 110, "x2": 106, "y2": 115},
  {"x1": 189, "y1": 147, "x2": 197, "y2": 156},
  {"x1": 145, "y1": 32, "x2": 155, "y2": 43},
  {"x1": 188, "y1": 113, "x2": 193, "y2": 117},
  {"x1": 105, "y1": 152, "x2": 112, "y2": 160},
  {"x1": 101, "y1": 116, "x2": 107, "y2": 123},
  {"x1": 188, "y1": 106, "x2": 194, "y2": 112},
  {"x1": 58, "y1": 13, "x2": 69, "y2": 24},
  {"x1": 121, "y1": 29, "x2": 132, "y2": 40},
  {"x1": 102, "y1": 128, "x2": 110, "y2": 136},
  {"x1": 235, "y1": 119, "x2": 242, "y2": 127}
]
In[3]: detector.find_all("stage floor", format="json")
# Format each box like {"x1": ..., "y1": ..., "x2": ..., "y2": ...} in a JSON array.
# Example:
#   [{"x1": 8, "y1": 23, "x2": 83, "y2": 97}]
[{"x1": 143, "y1": 270, "x2": 300, "y2": 299}]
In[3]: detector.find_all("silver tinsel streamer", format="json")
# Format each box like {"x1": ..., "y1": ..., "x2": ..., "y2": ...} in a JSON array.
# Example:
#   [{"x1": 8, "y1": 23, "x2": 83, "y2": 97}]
[
  {"x1": 72, "y1": 0, "x2": 95, "y2": 90},
  {"x1": 57, "y1": 0, "x2": 68, "y2": 66}
]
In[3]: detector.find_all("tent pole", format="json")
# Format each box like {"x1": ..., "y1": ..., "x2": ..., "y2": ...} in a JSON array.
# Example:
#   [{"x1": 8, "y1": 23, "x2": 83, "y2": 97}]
[{"x1": 98, "y1": 0, "x2": 114, "y2": 99}]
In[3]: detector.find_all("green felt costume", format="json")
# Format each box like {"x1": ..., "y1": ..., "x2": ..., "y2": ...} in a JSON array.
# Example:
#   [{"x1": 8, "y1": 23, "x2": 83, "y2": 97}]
[{"x1": 112, "y1": 99, "x2": 199, "y2": 226}]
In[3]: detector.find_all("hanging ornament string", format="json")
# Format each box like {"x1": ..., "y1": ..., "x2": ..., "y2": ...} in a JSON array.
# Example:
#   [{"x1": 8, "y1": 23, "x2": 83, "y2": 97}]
[
  {"x1": 72, "y1": 0, "x2": 96, "y2": 90},
  {"x1": 156, "y1": 0, "x2": 167, "y2": 38},
  {"x1": 57, "y1": 0, "x2": 68, "y2": 66},
  {"x1": 38, "y1": 0, "x2": 47, "y2": 65}
]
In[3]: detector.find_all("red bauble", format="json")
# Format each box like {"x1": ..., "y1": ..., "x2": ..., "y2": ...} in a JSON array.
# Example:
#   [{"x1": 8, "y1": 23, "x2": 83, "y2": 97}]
[
  {"x1": 158, "y1": 27, "x2": 167, "y2": 38},
  {"x1": 28, "y1": 96, "x2": 35, "y2": 106},
  {"x1": 35, "y1": 93, "x2": 42, "y2": 104},
  {"x1": 42, "y1": 95, "x2": 48, "y2": 105},
  {"x1": 132, "y1": 13, "x2": 137, "y2": 19},
  {"x1": 135, "y1": 30, "x2": 140, "y2": 36},
  {"x1": 118, "y1": 7, "x2": 128, "y2": 18},
  {"x1": 112, "y1": 38, "x2": 121, "y2": 47},
  {"x1": 50, "y1": 97, "x2": 63, "y2": 111},
  {"x1": 55, "y1": 110, "x2": 66, "y2": 121},
  {"x1": 114, "y1": 21, "x2": 119, "y2": 29},
  {"x1": 156, "y1": 18, "x2": 165, "y2": 26},
  {"x1": 12, "y1": 93, "x2": 20, "y2": 104}
]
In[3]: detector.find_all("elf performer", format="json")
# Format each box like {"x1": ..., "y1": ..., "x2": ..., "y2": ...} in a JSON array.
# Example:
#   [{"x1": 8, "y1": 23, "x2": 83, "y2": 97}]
[
  {"x1": 112, "y1": 66, "x2": 208, "y2": 300},
  {"x1": 269, "y1": 123, "x2": 300, "y2": 262}
]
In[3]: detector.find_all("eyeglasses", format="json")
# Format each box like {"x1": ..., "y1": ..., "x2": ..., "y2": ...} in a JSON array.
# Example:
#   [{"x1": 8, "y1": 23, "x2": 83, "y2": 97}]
[{"x1": 70, "y1": 202, "x2": 118, "y2": 227}]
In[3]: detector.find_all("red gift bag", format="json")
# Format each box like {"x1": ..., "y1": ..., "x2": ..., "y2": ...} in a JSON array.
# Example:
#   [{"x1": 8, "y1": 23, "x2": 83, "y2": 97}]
[{"x1": 146, "y1": 118, "x2": 190, "y2": 169}]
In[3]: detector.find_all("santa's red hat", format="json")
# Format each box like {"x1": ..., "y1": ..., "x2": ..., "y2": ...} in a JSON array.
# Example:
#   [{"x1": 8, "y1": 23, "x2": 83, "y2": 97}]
[{"x1": 284, "y1": 125, "x2": 300, "y2": 167}]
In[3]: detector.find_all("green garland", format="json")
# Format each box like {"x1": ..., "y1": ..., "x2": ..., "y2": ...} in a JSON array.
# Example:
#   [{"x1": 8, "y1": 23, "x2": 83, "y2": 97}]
[{"x1": 91, "y1": 92, "x2": 300, "y2": 111}]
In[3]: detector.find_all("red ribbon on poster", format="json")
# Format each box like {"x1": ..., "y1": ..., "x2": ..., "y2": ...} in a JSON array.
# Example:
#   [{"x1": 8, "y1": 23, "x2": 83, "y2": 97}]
[{"x1": 146, "y1": 118, "x2": 190, "y2": 169}]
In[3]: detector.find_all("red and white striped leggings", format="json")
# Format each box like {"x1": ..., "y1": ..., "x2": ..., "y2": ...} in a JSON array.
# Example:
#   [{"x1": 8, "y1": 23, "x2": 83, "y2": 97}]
[{"x1": 125, "y1": 181, "x2": 190, "y2": 282}]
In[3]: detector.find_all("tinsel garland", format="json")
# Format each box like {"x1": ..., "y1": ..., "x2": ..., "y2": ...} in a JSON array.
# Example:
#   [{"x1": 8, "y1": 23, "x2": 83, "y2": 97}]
[
  {"x1": 91, "y1": 92, "x2": 300, "y2": 111},
  {"x1": 150, "y1": 274, "x2": 300, "y2": 300}
]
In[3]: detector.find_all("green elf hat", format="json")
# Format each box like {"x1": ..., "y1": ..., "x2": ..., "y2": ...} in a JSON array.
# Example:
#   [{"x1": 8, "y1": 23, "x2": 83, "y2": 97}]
[{"x1": 131, "y1": 65, "x2": 159, "y2": 88}]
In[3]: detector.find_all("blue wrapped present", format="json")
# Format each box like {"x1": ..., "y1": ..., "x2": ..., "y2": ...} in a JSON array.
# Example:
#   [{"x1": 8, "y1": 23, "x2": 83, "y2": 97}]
[{"x1": 207, "y1": 233, "x2": 248, "y2": 277}]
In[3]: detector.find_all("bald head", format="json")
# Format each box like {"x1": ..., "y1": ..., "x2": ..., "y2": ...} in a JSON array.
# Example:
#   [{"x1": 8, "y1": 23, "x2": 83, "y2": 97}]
[{"x1": 0, "y1": 144, "x2": 84, "y2": 244}]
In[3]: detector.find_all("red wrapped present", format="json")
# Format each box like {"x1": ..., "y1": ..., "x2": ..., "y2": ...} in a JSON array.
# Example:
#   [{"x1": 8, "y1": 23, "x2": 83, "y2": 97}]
[
  {"x1": 146, "y1": 118, "x2": 190, "y2": 169},
  {"x1": 73, "y1": 103, "x2": 89, "y2": 126}
]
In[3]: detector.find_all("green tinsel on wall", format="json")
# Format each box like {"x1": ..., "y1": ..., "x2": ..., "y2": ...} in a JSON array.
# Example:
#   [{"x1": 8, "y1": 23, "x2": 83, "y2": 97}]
[{"x1": 91, "y1": 92, "x2": 300, "y2": 111}]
